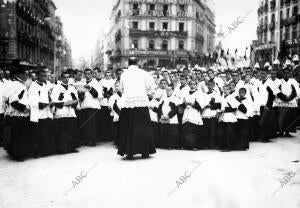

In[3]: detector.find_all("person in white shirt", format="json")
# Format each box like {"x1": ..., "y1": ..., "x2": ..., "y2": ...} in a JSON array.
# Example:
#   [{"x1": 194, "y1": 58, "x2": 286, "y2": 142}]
[
  {"x1": 118, "y1": 58, "x2": 156, "y2": 159},
  {"x1": 78, "y1": 68, "x2": 103, "y2": 147},
  {"x1": 108, "y1": 81, "x2": 123, "y2": 147},
  {"x1": 99, "y1": 70, "x2": 114, "y2": 142},
  {"x1": 218, "y1": 84, "x2": 240, "y2": 152},
  {"x1": 235, "y1": 88, "x2": 252, "y2": 150},
  {"x1": 28, "y1": 69, "x2": 54, "y2": 157},
  {"x1": 258, "y1": 67, "x2": 284, "y2": 142},
  {"x1": 158, "y1": 85, "x2": 181, "y2": 149},
  {"x1": 273, "y1": 68, "x2": 299, "y2": 137},
  {"x1": 182, "y1": 79, "x2": 208, "y2": 150},
  {"x1": 202, "y1": 79, "x2": 222, "y2": 149},
  {"x1": 51, "y1": 72, "x2": 79, "y2": 154},
  {"x1": 6, "y1": 67, "x2": 32, "y2": 161},
  {"x1": 0, "y1": 69, "x2": 5, "y2": 147}
]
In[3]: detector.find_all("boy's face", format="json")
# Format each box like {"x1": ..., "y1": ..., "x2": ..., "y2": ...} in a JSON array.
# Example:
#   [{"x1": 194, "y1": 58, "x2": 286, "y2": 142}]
[
  {"x1": 166, "y1": 88, "x2": 173, "y2": 97},
  {"x1": 245, "y1": 75, "x2": 251, "y2": 83},
  {"x1": 160, "y1": 80, "x2": 168, "y2": 89},
  {"x1": 180, "y1": 77, "x2": 187, "y2": 86},
  {"x1": 189, "y1": 81, "x2": 197, "y2": 90},
  {"x1": 239, "y1": 90, "x2": 246, "y2": 98},
  {"x1": 230, "y1": 82, "x2": 235, "y2": 91},
  {"x1": 115, "y1": 82, "x2": 120, "y2": 92},
  {"x1": 207, "y1": 82, "x2": 215, "y2": 91},
  {"x1": 223, "y1": 87, "x2": 230, "y2": 95},
  {"x1": 208, "y1": 71, "x2": 214, "y2": 79}
]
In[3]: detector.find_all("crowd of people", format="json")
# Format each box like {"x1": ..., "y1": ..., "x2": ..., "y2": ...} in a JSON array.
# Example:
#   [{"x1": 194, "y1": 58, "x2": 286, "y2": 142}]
[{"x1": 0, "y1": 54, "x2": 300, "y2": 161}]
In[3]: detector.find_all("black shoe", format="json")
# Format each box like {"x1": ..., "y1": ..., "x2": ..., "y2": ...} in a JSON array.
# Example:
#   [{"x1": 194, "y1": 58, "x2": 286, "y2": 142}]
[
  {"x1": 15, "y1": 157, "x2": 25, "y2": 162},
  {"x1": 142, "y1": 154, "x2": 149, "y2": 159},
  {"x1": 285, "y1": 132, "x2": 293, "y2": 137},
  {"x1": 88, "y1": 143, "x2": 96, "y2": 147},
  {"x1": 277, "y1": 132, "x2": 284, "y2": 137},
  {"x1": 125, "y1": 155, "x2": 133, "y2": 160}
]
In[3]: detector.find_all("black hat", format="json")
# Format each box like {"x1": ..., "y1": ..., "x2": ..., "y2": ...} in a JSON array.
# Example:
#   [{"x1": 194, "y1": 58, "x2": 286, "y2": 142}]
[{"x1": 128, "y1": 57, "x2": 138, "y2": 66}]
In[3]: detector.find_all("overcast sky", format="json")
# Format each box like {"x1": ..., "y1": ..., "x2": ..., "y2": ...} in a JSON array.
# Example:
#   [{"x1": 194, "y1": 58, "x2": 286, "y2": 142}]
[{"x1": 54, "y1": 0, "x2": 259, "y2": 62}]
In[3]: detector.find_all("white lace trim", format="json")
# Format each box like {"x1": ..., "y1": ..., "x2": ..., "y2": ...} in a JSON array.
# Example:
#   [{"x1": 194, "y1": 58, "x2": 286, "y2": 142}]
[{"x1": 123, "y1": 96, "x2": 149, "y2": 108}]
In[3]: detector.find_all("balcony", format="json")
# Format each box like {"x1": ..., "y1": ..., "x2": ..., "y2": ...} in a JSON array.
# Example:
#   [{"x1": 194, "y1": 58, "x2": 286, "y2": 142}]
[
  {"x1": 285, "y1": 0, "x2": 291, "y2": 5},
  {"x1": 115, "y1": 29, "x2": 121, "y2": 42},
  {"x1": 262, "y1": 24, "x2": 268, "y2": 31},
  {"x1": 270, "y1": 1, "x2": 276, "y2": 10},
  {"x1": 257, "y1": 6, "x2": 263, "y2": 15},
  {"x1": 264, "y1": 4, "x2": 268, "y2": 12},
  {"x1": 269, "y1": 21, "x2": 275, "y2": 30},
  {"x1": 129, "y1": 29, "x2": 188, "y2": 38}
]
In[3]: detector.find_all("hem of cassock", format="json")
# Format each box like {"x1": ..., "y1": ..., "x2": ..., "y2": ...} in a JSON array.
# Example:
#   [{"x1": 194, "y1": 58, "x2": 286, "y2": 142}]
[
  {"x1": 117, "y1": 107, "x2": 156, "y2": 156},
  {"x1": 159, "y1": 123, "x2": 180, "y2": 149}
]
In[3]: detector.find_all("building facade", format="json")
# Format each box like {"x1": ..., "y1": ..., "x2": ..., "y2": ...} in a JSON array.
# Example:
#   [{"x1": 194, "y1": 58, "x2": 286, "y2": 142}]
[
  {"x1": 107, "y1": 0, "x2": 216, "y2": 70},
  {"x1": 0, "y1": 0, "x2": 71, "y2": 73},
  {"x1": 254, "y1": 0, "x2": 299, "y2": 64},
  {"x1": 54, "y1": 16, "x2": 72, "y2": 77}
]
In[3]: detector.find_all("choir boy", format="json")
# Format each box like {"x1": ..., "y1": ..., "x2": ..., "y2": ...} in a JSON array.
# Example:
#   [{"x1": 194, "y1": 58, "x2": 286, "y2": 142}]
[
  {"x1": 148, "y1": 92, "x2": 160, "y2": 148},
  {"x1": 50, "y1": 72, "x2": 79, "y2": 154},
  {"x1": 202, "y1": 79, "x2": 222, "y2": 149},
  {"x1": 28, "y1": 69, "x2": 54, "y2": 157},
  {"x1": 158, "y1": 85, "x2": 180, "y2": 149},
  {"x1": 6, "y1": 67, "x2": 32, "y2": 161},
  {"x1": 258, "y1": 68, "x2": 284, "y2": 142},
  {"x1": 218, "y1": 84, "x2": 240, "y2": 151},
  {"x1": 78, "y1": 68, "x2": 102, "y2": 146},
  {"x1": 182, "y1": 79, "x2": 207, "y2": 150},
  {"x1": 108, "y1": 81, "x2": 123, "y2": 147},
  {"x1": 273, "y1": 68, "x2": 299, "y2": 137},
  {"x1": 235, "y1": 88, "x2": 252, "y2": 150},
  {"x1": 99, "y1": 71, "x2": 114, "y2": 142}
]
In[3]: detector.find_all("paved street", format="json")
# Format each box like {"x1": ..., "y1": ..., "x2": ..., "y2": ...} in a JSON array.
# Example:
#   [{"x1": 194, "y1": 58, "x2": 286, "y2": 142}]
[{"x1": 0, "y1": 134, "x2": 300, "y2": 208}]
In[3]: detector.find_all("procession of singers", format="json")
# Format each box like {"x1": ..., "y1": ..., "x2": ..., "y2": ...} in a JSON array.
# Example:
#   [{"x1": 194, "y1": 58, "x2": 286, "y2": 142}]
[{"x1": 0, "y1": 55, "x2": 300, "y2": 161}]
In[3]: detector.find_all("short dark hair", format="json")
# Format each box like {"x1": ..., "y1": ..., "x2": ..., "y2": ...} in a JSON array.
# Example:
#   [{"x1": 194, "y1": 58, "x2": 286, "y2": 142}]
[
  {"x1": 93, "y1": 67, "x2": 101, "y2": 73},
  {"x1": 84, "y1": 68, "x2": 92, "y2": 73},
  {"x1": 61, "y1": 72, "x2": 69, "y2": 78}
]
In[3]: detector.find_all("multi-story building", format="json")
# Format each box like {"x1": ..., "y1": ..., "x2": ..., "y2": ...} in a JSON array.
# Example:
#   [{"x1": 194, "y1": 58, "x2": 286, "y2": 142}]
[
  {"x1": 0, "y1": 0, "x2": 71, "y2": 73},
  {"x1": 54, "y1": 16, "x2": 72, "y2": 76},
  {"x1": 254, "y1": 0, "x2": 299, "y2": 64},
  {"x1": 107, "y1": 0, "x2": 216, "y2": 70}
]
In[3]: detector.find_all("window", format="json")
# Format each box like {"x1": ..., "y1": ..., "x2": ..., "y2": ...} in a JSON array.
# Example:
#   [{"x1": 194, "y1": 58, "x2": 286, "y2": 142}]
[
  {"x1": 179, "y1": 23, "x2": 185, "y2": 32},
  {"x1": 271, "y1": 31, "x2": 275, "y2": 42},
  {"x1": 149, "y1": 4, "x2": 155, "y2": 11},
  {"x1": 293, "y1": 6, "x2": 298, "y2": 16},
  {"x1": 271, "y1": 14, "x2": 275, "y2": 22},
  {"x1": 292, "y1": 25, "x2": 297, "y2": 39},
  {"x1": 132, "y1": 21, "x2": 138, "y2": 29},
  {"x1": 285, "y1": 27, "x2": 290, "y2": 40},
  {"x1": 132, "y1": 39, "x2": 138, "y2": 49},
  {"x1": 178, "y1": 40, "x2": 184, "y2": 50},
  {"x1": 287, "y1": 8, "x2": 290, "y2": 18},
  {"x1": 162, "y1": 40, "x2": 168, "y2": 50},
  {"x1": 162, "y1": 22, "x2": 168, "y2": 31},
  {"x1": 163, "y1": 5, "x2": 168, "y2": 16},
  {"x1": 149, "y1": 40, "x2": 155, "y2": 50},
  {"x1": 149, "y1": 22, "x2": 155, "y2": 30},
  {"x1": 132, "y1": 3, "x2": 138, "y2": 10},
  {"x1": 280, "y1": 29, "x2": 283, "y2": 41},
  {"x1": 179, "y1": 4, "x2": 185, "y2": 12},
  {"x1": 264, "y1": 32, "x2": 267, "y2": 43}
]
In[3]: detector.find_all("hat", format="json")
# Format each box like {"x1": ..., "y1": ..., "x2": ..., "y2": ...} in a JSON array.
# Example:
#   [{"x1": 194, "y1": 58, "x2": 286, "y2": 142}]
[
  {"x1": 273, "y1": 59, "x2": 280, "y2": 65},
  {"x1": 293, "y1": 55, "x2": 299, "y2": 62},
  {"x1": 254, "y1": 63, "x2": 260, "y2": 69}
]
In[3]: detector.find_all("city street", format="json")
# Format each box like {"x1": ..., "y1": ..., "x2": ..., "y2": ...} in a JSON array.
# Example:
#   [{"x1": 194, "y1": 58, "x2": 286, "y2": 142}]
[{"x1": 0, "y1": 133, "x2": 299, "y2": 208}]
